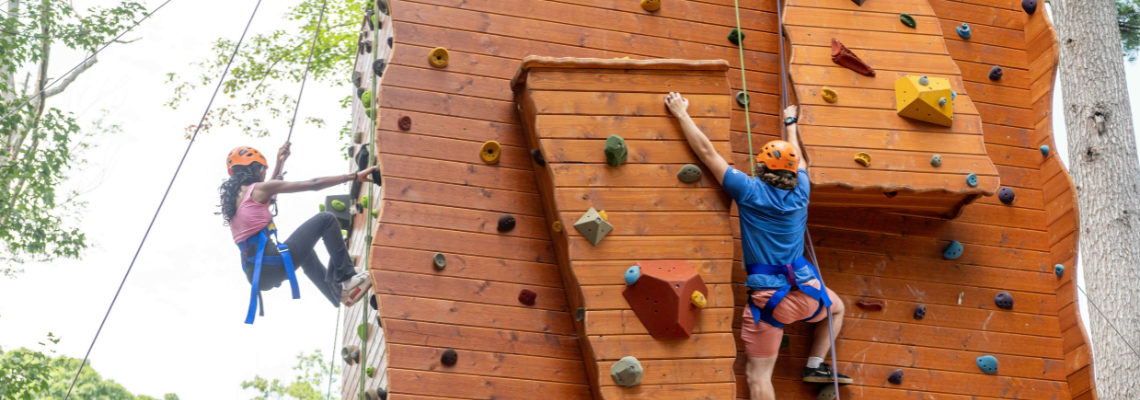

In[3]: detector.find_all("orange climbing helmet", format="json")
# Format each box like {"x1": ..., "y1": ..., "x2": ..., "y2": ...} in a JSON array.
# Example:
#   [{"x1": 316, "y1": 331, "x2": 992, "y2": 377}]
[
  {"x1": 756, "y1": 140, "x2": 799, "y2": 172},
  {"x1": 226, "y1": 146, "x2": 267, "y2": 176}
]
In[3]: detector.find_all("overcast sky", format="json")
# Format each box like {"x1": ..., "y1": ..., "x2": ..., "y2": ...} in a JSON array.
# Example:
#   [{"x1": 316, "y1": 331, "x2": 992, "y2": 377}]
[{"x1": 0, "y1": 2, "x2": 1122, "y2": 399}]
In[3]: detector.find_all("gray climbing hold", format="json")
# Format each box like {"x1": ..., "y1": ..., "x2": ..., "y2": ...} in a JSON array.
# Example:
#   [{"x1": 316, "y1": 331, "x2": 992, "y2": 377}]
[
  {"x1": 625, "y1": 265, "x2": 641, "y2": 286},
  {"x1": 913, "y1": 304, "x2": 926, "y2": 320},
  {"x1": 441, "y1": 349, "x2": 458, "y2": 366},
  {"x1": 976, "y1": 355, "x2": 999, "y2": 374},
  {"x1": 1040, "y1": 145, "x2": 1050, "y2": 156},
  {"x1": 939, "y1": 97, "x2": 947, "y2": 107},
  {"x1": 604, "y1": 134, "x2": 628, "y2": 167},
  {"x1": 352, "y1": 71, "x2": 362, "y2": 87},
  {"x1": 989, "y1": 65, "x2": 1003, "y2": 81},
  {"x1": 1055, "y1": 264, "x2": 1065, "y2": 277},
  {"x1": 736, "y1": 91, "x2": 750, "y2": 107},
  {"x1": 957, "y1": 23, "x2": 971, "y2": 39},
  {"x1": 433, "y1": 253, "x2": 446, "y2": 270},
  {"x1": 817, "y1": 384, "x2": 837, "y2": 400},
  {"x1": 363, "y1": 388, "x2": 388, "y2": 400},
  {"x1": 497, "y1": 214, "x2": 516, "y2": 232},
  {"x1": 677, "y1": 164, "x2": 702, "y2": 183},
  {"x1": 531, "y1": 149, "x2": 546, "y2": 166},
  {"x1": 373, "y1": 59, "x2": 387, "y2": 77},
  {"x1": 943, "y1": 240, "x2": 963, "y2": 260},
  {"x1": 576, "y1": 307, "x2": 586, "y2": 321},
  {"x1": 888, "y1": 369, "x2": 904, "y2": 384},
  {"x1": 574, "y1": 208, "x2": 614, "y2": 246},
  {"x1": 995, "y1": 292, "x2": 1014, "y2": 310},
  {"x1": 966, "y1": 173, "x2": 978, "y2": 187},
  {"x1": 728, "y1": 28, "x2": 745, "y2": 45},
  {"x1": 610, "y1": 356, "x2": 643, "y2": 387},
  {"x1": 998, "y1": 187, "x2": 1015, "y2": 204},
  {"x1": 918, "y1": 75, "x2": 929, "y2": 86},
  {"x1": 930, "y1": 154, "x2": 942, "y2": 167},
  {"x1": 376, "y1": 0, "x2": 390, "y2": 15}
]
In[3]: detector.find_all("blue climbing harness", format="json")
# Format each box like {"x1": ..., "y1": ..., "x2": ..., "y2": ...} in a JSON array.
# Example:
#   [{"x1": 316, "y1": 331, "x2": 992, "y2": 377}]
[
  {"x1": 746, "y1": 255, "x2": 832, "y2": 328},
  {"x1": 237, "y1": 221, "x2": 300, "y2": 324}
]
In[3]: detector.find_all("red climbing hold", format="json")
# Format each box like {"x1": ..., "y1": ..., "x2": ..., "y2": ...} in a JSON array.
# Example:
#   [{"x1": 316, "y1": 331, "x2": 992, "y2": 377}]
[
  {"x1": 518, "y1": 288, "x2": 537, "y2": 306},
  {"x1": 856, "y1": 299, "x2": 885, "y2": 311},
  {"x1": 621, "y1": 260, "x2": 709, "y2": 339},
  {"x1": 398, "y1": 115, "x2": 412, "y2": 131},
  {"x1": 831, "y1": 39, "x2": 875, "y2": 77}
]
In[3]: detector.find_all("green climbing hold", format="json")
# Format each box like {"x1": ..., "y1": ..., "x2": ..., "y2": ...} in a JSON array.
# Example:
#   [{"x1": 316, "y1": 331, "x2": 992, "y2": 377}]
[
  {"x1": 332, "y1": 200, "x2": 346, "y2": 211},
  {"x1": 574, "y1": 207, "x2": 614, "y2": 246},
  {"x1": 365, "y1": 108, "x2": 375, "y2": 119},
  {"x1": 361, "y1": 195, "x2": 370, "y2": 208},
  {"x1": 900, "y1": 13, "x2": 916, "y2": 28},
  {"x1": 341, "y1": 230, "x2": 348, "y2": 237},
  {"x1": 610, "y1": 356, "x2": 643, "y2": 387},
  {"x1": 362, "y1": 90, "x2": 373, "y2": 108},
  {"x1": 728, "y1": 28, "x2": 745, "y2": 45},
  {"x1": 677, "y1": 164, "x2": 702, "y2": 183},
  {"x1": 604, "y1": 134, "x2": 628, "y2": 167},
  {"x1": 372, "y1": 210, "x2": 379, "y2": 218},
  {"x1": 943, "y1": 240, "x2": 963, "y2": 259},
  {"x1": 366, "y1": 366, "x2": 375, "y2": 377},
  {"x1": 780, "y1": 334, "x2": 790, "y2": 349},
  {"x1": 433, "y1": 253, "x2": 446, "y2": 270},
  {"x1": 320, "y1": 203, "x2": 326, "y2": 212},
  {"x1": 370, "y1": 14, "x2": 380, "y2": 29},
  {"x1": 358, "y1": 323, "x2": 368, "y2": 340},
  {"x1": 930, "y1": 154, "x2": 942, "y2": 167}
]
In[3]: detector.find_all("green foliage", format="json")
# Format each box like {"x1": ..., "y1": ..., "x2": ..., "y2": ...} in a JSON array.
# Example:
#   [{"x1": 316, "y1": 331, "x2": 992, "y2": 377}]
[
  {"x1": 1120, "y1": 0, "x2": 1140, "y2": 60},
  {"x1": 241, "y1": 350, "x2": 340, "y2": 400},
  {"x1": 0, "y1": 332, "x2": 176, "y2": 399},
  {"x1": 164, "y1": 0, "x2": 366, "y2": 139}
]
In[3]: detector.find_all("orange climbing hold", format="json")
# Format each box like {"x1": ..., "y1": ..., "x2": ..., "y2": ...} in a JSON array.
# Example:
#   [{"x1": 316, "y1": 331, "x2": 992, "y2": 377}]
[
  {"x1": 479, "y1": 141, "x2": 501, "y2": 164},
  {"x1": 428, "y1": 47, "x2": 449, "y2": 68}
]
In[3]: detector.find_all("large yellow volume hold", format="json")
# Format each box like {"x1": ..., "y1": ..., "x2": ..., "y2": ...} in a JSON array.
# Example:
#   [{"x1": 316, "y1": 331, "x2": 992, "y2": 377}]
[{"x1": 895, "y1": 75, "x2": 954, "y2": 126}]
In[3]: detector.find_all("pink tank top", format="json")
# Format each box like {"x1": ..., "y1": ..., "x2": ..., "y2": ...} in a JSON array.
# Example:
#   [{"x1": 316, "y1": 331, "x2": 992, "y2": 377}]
[{"x1": 230, "y1": 183, "x2": 274, "y2": 244}]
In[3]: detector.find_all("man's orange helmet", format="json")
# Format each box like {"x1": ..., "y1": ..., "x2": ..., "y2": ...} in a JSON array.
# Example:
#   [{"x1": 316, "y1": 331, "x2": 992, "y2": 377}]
[
  {"x1": 756, "y1": 140, "x2": 799, "y2": 172},
  {"x1": 226, "y1": 146, "x2": 267, "y2": 176}
]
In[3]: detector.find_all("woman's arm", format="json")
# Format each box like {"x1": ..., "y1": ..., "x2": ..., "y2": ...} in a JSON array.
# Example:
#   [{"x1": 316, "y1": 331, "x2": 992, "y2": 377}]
[
  {"x1": 783, "y1": 105, "x2": 808, "y2": 172},
  {"x1": 251, "y1": 166, "x2": 378, "y2": 204},
  {"x1": 270, "y1": 142, "x2": 291, "y2": 181},
  {"x1": 665, "y1": 92, "x2": 730, "y2": 184}
]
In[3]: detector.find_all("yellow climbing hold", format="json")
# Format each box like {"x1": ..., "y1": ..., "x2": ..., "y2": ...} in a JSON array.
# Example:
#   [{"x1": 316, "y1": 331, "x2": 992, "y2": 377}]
[
  {"x1": 821, "y1": 87, "x2": 838, "y2": 103},
  {"x1": 895, "y1": 75, "x2": 954, "y2": 126},
  {"x1": 598, "y1": 210, "x2": 609, "y2": 221},
  {"x1": 640, "y1": 0, "x2": 661, "y2": 11},
  {"x1": 480, "y1": 140, "x2": 502, "y2": 165},
  {"x1": 690, "y1": 291, "x2": 708, "y2": 309},
  {"x1": 428, "y1": 47, "x2": 449, "y2": 68},
  {"x1": 552, "y1": 221, "x2": 562, "y2": 232},
  {"x1": 854, "y1": 152, "x2": 871, "y2": 167}
]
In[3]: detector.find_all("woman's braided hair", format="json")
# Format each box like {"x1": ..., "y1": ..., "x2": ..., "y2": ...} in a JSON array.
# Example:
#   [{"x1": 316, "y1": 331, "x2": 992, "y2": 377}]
[{"x1": 218, "y1": 162, "x2": 265, "y2": 225}]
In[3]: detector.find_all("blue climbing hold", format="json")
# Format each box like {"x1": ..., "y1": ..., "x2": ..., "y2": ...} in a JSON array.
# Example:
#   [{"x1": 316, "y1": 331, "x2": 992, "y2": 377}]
[
  {"x1": 625, "y1": 265, "x2": 640, "y2": 286},
  {"x1": 1040, "y1": 145, "x2": 1050, "y2": 156},
  {"x1": 966, "y1": 173, "x2": 978, "y2": 187},
  {"x1": 976, "y1": 355, "x2": 999, "y2": 374},
  {"x1": 951, "y1": 90, "x2": 957, "y2": 101},
  {"x1": 943, "y1": 241, "x2": 964, "y2": 260},
  {"x1": 956, "y1": 23, "x2": 971, "y2": 39},
  {"x1": 1055, "y1": 264, "x2": 1065, "y2": 277}
]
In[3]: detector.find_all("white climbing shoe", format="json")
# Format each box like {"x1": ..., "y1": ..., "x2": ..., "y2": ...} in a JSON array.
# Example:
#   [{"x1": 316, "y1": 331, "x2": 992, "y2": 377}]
[{"x1": 341, "y1": 271, "x2": 372, "y2": 306}]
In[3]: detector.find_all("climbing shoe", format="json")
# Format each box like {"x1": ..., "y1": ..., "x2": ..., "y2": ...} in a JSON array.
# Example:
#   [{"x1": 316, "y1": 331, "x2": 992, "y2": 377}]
[
  {"x1": 802, "y1": 363, "x2": 854, "y2": 386},
  {"x1": 341, "y1": 271, "x2": 372, "y2": 306}
]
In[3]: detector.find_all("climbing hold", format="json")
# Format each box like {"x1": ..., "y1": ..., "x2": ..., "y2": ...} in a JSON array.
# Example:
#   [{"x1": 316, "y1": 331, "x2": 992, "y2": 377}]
[
  {"x1": 781, "y1": 334, "x2": 790, "y2": 349},
  {"x1": 735, "y1": 91, "x2": 750, "y2": 107},
  {"x1": 994, "y1": 292, "x2": 1014, "y2": 310},
  {"x1": 387, "y1": 37, "x2": 393, "y2": 48},
  {"x1": 376, "y1": 0, "x2": 389, "y2": 15},
  {"x1": 952, "y1": 90, "x2": 957, "y2": 101},
  {"x1": 432, "y1": 253, "x2": 446, "y2": 270},
  {"x1": 343, "y1": 345, "x2": 360, "y2": 365},
  {"x1": 372, "y1": 59, "x2": 387, "y2": 77},
  {"x1": 319, "y1": 203, "x2": 326, "y2": 212},
  {"x1": 610, "y1": 356, "x2": 644, "y2": 387},
  {"x1": 690, "y1": 291, "x2": 708, "y2": 309},
  {"x1": 530, "y1": 149, "x2": 546, "y2": 166},
  {"x1": 366, "y1": 366, "x2": 375, "y2": 377},
  {"x1": 358, "y1": 323, "x2": 369, "y2": 340},
  {"x1": 497, "y1": 214, "x2": 516, "y2": 232},
  {"x1": 574, "y1": 208, "x2": 614, "y2": 246},
  {"x1": 998, "y1": 187, "x2": 1015, "y2": 204},
  {"x1": 370, "y1": 294, "x2": 377, "y2": 311},
  {"x1": 624, "y1": 266, "x2": 641, "y2": 286},
  {"x1": 640, "y1": 0, "x2": 660, "y2": 12},
  {"x1": 552, "y1": 221, "x2": 562, "y2": 232},
  {"x1": 371, "y1": 168, "x2": 382, "y2": 184},
  {"x1": 888, "y1": 369, "x2": 904, "y2": 384},
  {"x1": 361, "y1": 195, "x2": 370, "y2": 208},
  {"x1": 832, "y1": 38, "x2": 875, "y2": 77},
  {"x1": 440, "y1": 349, "x2": 458, "y2": 366},
  {"x1": 821, "y1": 86, "x2": 838, "y2": 103},
  {"x1": 900, "y1": 13, "x2": 916, "y2": 28},
  {"x1": 598, "y1": 210, "x2": 609, "y2": 221},
  {"x1": 332, "y1": 200, "x2": 346, "y2": 211},
  {"x1": 913, "y1": 304, "x2": 926, "y2": 320},
  {"x1": 365, "y1": 10, "x2": 376, "y2": 30},
  {"x1": 354, "y1": 131, "x2": 364, "y2": 144},
  {"x1": 896, "y1": 75, "x2": 954, "y2": 126},
  {"x1": 365, "y1": 108, "x2": 375, "y2": 119},
  {"x1": 884, "y1": 191, "x2": 898, "y2": 198},
  {"x1": 398, "y1": 115, "x2": 412, "y2": 131},
  {"x1": 856, "y1": 299, "x2": 885, "y2": 311},
  {"x1": 966, "y1": 173, "x2": 978, "y2": 187},
  {"x1": 575, "y1": 307, "x2": 586, "y2": 321},
  {"x1": 1022, "y1": 0, "x2": 1037, "y2": 14},
  {"x1": 371, "y1": 210, "x2": 378, "y2": 218},
  {"x1": 360, "y1": 40, "x2": 372, "y2": 54},
  {"x1": 939, "y1": 97, "x2": 947, "y2": 108},
  {"x1": 357, "y1": 87, "x2": 365, "y2": 101},
  {"x1": 622, "y1": 260, "x2": 709, "y2": 338},
  {"x1": 342, "y1": 230, "x2": 348, "y2": 238},
  {"x1": 854, "y1": 152, "x2": 871, "y2": 167},
  {"x1": 1040, "y1": 145, "x2": 1050, "y2": 156},
  {"x1": 1055, "y1": 264, "x2": 1065, "y2": 277},
  {"x1": 480, "y1": 140, "x2": 502, "y2": 165},
  {"x1": 850, "y1": 0, "x2": 867, "y2": 5},
  {"x1": 931, "y1": 154, "x2": 942, "y2": 167},
  {"x1": 817, "y1": 384, "x2": 837, "y2": 400},
  {"x1": 352, "y1": 71, "x2": 362, "y2": 88},
  {"x1": 518, "y1": 288, "x2": 537, "y2": 306},
  {"x1": 363, "y1": 389, "x2": 378, "y2": 400},
  {"x1": 728, "y1": 28, "x2": 745, "y2": 45},
  {"x1": 989, "y1": 65, "x2": 1003, "y2": 81},
  {"x1": 428, "y1": 47, "x2": 449, "y2": 68},
  {"x1": 957, "y1": 23, "x2": 971, "y2": 39},
  {"x1": 976, "y1": 355, "x2": 999, "y2": 374},
  {"x1": 943, "y1": 240, "x2": 963, "y2": 259},
  {"x1": 677, "y1": 164, "x2": 702, "y2": 183},
  {"x1": 604, "y1": 134, "x2": 628, "y2": 167}
]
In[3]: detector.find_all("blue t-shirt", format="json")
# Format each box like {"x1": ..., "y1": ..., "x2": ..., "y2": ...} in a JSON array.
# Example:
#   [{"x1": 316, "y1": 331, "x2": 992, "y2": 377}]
[{"x1": 722, "y1": 167, "x2": 817, "y2": 290}]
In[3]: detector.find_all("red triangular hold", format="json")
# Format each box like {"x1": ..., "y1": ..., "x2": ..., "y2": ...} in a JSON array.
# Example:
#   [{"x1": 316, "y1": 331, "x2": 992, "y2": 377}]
[{"x1": 831, "y1": 38, "x2": 876, "y2": 77}]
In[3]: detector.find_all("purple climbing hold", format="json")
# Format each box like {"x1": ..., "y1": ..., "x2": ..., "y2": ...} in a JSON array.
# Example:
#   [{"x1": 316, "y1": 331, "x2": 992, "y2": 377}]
[
  {"x1": 913, "y1": 304, "x2": 926, "y2": 320},
  {"x1": 441, "y1": 349, "x2": 458, "y2": 366},
  {"x1": 995, "y1": 292, "x2": 1014, "y2": 310},
  {"x1": 1022, "y1": 0, "x2": 1037, "y2": 14},
  {"x1": 518, "y1": 288, "x2": 537, "y2": 306},
  {"x1": 888, "y1": 369, "x2": 904, "y2": 385},
  {"x1": 989, "y1": 65, "x2": 1003, "y2": 81},
  {"x1": 531, "y1": 149, "x2": 546, "y2": 166},
  {"x1": 998, "y1": 187, "x2": 1015, "y2": 205}
]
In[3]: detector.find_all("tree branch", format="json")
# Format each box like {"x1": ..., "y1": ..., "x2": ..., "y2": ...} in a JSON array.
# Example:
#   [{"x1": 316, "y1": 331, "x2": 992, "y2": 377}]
[{"x1": 41, "y1": 54, "x2": 96, "y2": 98}]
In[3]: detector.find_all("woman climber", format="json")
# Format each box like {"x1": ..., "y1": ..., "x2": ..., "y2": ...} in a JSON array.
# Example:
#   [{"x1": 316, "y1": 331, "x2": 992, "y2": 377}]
[
  {"x1": 665, "y1": 93, "x2": 852, "y2": 399},
  {"x1": 219, "y1": 142, "x2": 373, "y2": 322}
]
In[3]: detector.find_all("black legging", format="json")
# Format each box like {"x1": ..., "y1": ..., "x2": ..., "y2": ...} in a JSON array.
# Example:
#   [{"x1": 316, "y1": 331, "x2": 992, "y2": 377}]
[{"x1": 242, "y1": 212, "x2": 357, "y2": 306}]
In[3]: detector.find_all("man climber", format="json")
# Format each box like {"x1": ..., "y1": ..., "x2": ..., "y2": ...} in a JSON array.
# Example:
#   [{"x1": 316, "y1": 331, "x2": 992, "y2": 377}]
[{"x1": 664, "y1": 93, "x2": 852, "y2": 399}]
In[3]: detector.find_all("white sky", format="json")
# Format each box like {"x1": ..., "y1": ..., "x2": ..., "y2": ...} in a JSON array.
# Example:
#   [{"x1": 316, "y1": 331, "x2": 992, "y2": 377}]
[{"x1": 0, "y1": 2, "x2": 1129, "y2": 399}]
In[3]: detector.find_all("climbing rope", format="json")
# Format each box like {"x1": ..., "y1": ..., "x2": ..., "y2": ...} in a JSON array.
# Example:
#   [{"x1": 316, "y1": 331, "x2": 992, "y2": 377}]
[
  {"x1": 284, "y1": 0, "x2": 329, "y2": 143},
  {"x1": 730, "y1": 0, "x2": 755, "y2": 177},
  {"x1": 60, "y1": 1, "x2": 266, "y2": 398},
  {"x1": 326, "y1": 306, "x2": 341, "y2": 400},
  {"x1": 1076, "y1": 284, "x2": 1140, "y2": 361}
]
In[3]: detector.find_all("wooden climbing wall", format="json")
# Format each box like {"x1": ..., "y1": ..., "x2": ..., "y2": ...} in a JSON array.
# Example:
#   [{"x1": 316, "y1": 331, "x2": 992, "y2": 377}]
[{"x1": 348, "y1": 0, "x2": 1096, "y2": 398}]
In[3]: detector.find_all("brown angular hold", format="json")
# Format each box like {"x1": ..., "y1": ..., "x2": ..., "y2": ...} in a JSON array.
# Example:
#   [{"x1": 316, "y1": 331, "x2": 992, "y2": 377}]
[
  {"x1": 856, "y1": 299, "x2": 886, "y2": 311},
  {"x1": 831, "y1": 38, "x2": 875, "y2": 77},
  {"x1": 518, "y1": 288, "x2": 537, "y2": 306},
  {"x1": 622, "y1": 260, "x2": 709, "y2": 338}
]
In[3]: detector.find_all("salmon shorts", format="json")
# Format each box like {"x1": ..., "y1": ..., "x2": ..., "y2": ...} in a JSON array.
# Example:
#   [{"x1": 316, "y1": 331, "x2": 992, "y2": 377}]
[{"x1": 741, "y1": 280, "x2": 838, "y2": 357}]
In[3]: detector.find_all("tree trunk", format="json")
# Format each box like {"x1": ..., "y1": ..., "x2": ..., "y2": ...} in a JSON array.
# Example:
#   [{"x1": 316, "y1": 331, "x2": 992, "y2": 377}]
[{"x1": 1054, "y1": 0, "x2": 1140, "y2": 394}]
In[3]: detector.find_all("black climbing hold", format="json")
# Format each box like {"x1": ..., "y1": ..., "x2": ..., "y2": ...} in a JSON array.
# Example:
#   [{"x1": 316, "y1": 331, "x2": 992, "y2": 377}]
[
  {"x1": 378, "y1": 388, "x2": 388, "y2": 400},
  {"x1": 850, "y1": 0, "x2": 867, "y2": 5},
  {"x1": 994, "y1": 292, "x2": 1014, "y2": 310},
  {"x1": 373, "y1": 59, "x2": 387, "y2": 77},
  {"x1": 677, "y1": 164, "x2": 702, "y2": 183},
  {"x1": 387, "y1": 37, "x2": 393, "y2": 48},
  {"x1": 884, "y1": 191, "x2": 898, "y2": 198},
  {"x1": 518, "y1": 288, "x2": 537, "y2": 306},
  {"x1": 998, "y1": 187, "x2": 1015, "y2": 204},
  {"x1": 913, "y1": 304, "x2": 926, "y2": 320},
  {"x1": 531, "y1": 149, "x2": 546, "y2": 166},
  {"x1": 376, "y1": 0, "x2": 389, "y2": 16},
  {"x1": 575, "y1": 307, "x2": 586, "y2": 321},
  {"x1": 988, "y1": 65, "x2": 1003, "y2": 81},
  {"x1": 433, "y1": 253, "x2": 446, "y2": 270},
  {"x1": 352, "y1": 71, "x2": 362, "y2": 88},
  {"x1": 398, "y1": 115, "x2": 412, "y2": 131},
  {"x1": 440, "y1": 349, "x2": 458, "y2": 366},
  {"x1": 357, "y1": 87, "x2": 365, "y2": 100},
  {"x1": 370, "y1": 294, "x2": 377, "y2": 310},
  {"x1": 364, "y1": 10, "x2": 375, "y2": 30},
  {"x1": 1022, "y1": 0, "x2": 1037, "y2": 14},
  {"x1": 497, "y1": 214, "x2": 516, "y2": 232},
  {"x1": 355, "y1": 145, "x2": 370, "y2": 172},
  {"x1": 900, "y1": 13, "x2": 916, "y2": 28},
  {"x1": 728, "y1": 28, "x2": 745, "y2": 45},
  {"x1": 943, "y1": 240, "x2": 963, "y2": 259},
  {"x1": 371, "y1": 168, "x2": 382, "y2": 184},
  {"x1": 362, "y1": 40, "x2": 372, "y2": 54},
  {"x1": 888, "y1": 369, "x2": 904, "y2": 384},
  {"x1": 348, "y1": 146, "x2": 356, "y2": 159},
  {"x1": 735, "y1": 91, "x2": 750, "y2": 107}
]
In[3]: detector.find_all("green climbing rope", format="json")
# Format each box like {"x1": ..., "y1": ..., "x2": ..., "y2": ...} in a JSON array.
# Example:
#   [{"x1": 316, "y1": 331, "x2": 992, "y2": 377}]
[
  {"x1": 326, "y1": 307, "x2": 341, "y2": 399},
  {"x1": 730, "y1": 0, "x2": 755, "y2": 177}
]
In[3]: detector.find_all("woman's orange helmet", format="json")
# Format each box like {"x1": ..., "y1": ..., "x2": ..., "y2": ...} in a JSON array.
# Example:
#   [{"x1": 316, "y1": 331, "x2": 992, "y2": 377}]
[
  {"x1": 226, "y1": 146, "x2": 267, "y2": 176},
  {"x1": 756, "y1": 140, "x2": 799, "y2": 172}
]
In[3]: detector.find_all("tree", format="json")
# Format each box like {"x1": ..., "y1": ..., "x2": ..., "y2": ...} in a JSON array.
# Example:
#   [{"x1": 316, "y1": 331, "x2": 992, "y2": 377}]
[
  {"x1": 164, "y1": 0, "x2": 366, "y2": 146},
  {"x1": 0, "y1": 0, "x2": 146, "y2": 271},
  {"x1": 1119, "y1": 0, "x2": 1140, "y2": 59},
  {"x1": 241, "y1": 350, "x2": 340, "y2": 400},
  {"x1": 1054, "y1": 0, "x2": 1140, "y2": 395},
  {"x1": 0, "y1": 332, "x2": 178, "y2": 399}
]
